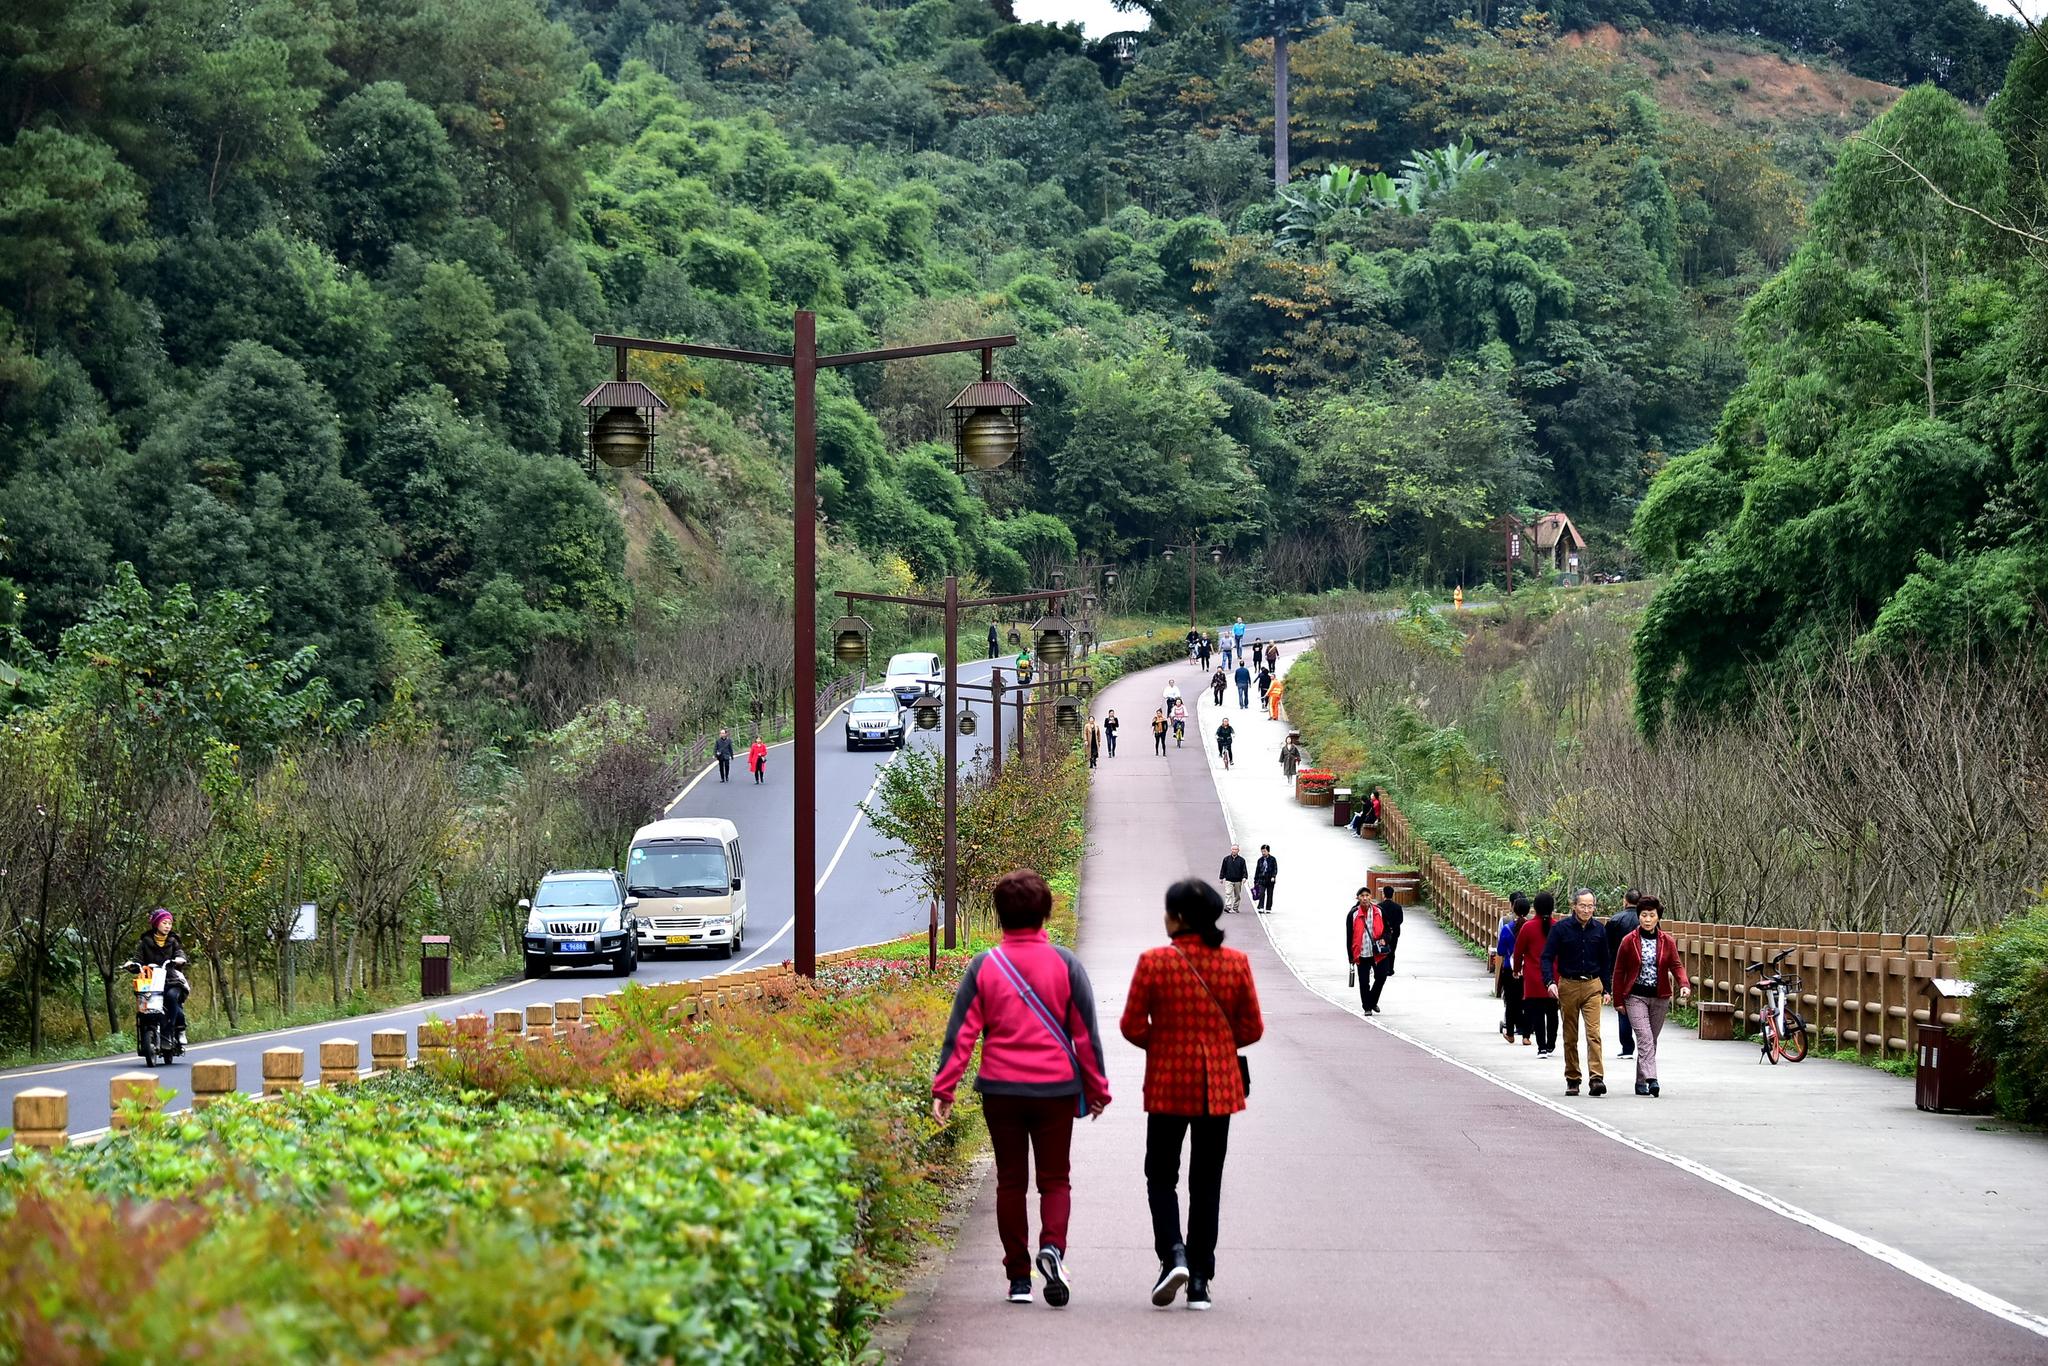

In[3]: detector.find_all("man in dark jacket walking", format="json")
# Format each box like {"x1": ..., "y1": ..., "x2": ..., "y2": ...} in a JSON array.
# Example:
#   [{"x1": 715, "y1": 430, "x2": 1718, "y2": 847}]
[
  {"x1": 987, "y1": 622, "x2": 1000, "y2": 660},
  {"x1": 1218, "y1": 845, "x2": 1249, "y2": 913},
  {"x1": 1364, "y1": 888, "x2": 1404, "y2": 1011},
  {"x1": 1604, "y1": 888, "x2": 1642, "y2": 1059},
  {"x1": 1234, "y1": 662, "x2": 1252, "y2": 709},
  {"x1": 714, "y1": 728, "x2": 735, "y2": 782},
  {"x1": 1253, "y1": 845, "x2": 1278, "y2": 912},
  {"x1": 1542, "y1": 889, "x2": 1613, "y2": 1096}
]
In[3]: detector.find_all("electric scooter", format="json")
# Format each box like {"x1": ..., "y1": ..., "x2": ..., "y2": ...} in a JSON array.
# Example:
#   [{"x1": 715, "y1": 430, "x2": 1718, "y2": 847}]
[{"x1": 119, "y1": 957, "x2": 187, "y2": 1067}]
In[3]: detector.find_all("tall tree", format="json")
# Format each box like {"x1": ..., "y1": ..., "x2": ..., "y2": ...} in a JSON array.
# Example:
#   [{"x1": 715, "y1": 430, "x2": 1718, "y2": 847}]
[{"x1": 1236, "y1": 0, "x2": 1326, "y2": 187}]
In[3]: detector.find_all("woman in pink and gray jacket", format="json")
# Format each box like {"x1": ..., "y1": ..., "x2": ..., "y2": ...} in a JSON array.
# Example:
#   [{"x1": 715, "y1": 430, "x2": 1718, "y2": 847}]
[{"x1": 933, "y1": 868, "x2": 1112, "y2": 1309}]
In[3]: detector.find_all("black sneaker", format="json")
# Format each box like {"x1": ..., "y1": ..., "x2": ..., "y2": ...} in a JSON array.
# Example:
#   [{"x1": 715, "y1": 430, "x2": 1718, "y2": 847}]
[
  {"x1": 1035, "y1": 1247, "x2": 1070, "y2": 1308},
  {"x1": 1151, "y1": 1251, "x2": 1190, "y2": 1307},
  {"x1": 1007, "y1": 1277, "x2": 1033, "y2": 1304},
  {"x1": 1589, "y1": 1079, "x2": 1607, "y2": 1097},
  {"x1": 1565, "y1": 1081, "x2": 1580, "y2": 1096},
  {"x1": 1635, "y1": 1081, "x2": 1650, "y2": 1096},
  {"x1": 1649, "y1": 1080, "x2": 1661, "y2": 1097},
  {"x1": 1186, "y1": 1276, "x2": 1212, "y2": 1311}
]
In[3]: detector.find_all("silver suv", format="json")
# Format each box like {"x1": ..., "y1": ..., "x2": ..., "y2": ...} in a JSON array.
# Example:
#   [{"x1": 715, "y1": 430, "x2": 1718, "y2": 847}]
[{"x1": 519, "y1": 869, "x2": 639, "y2": 978}]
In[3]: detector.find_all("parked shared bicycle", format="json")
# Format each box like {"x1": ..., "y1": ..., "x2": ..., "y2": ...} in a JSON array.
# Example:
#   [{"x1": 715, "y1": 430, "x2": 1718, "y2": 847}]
[{"x1": 1744, "y1": 946, "x2": 1809, "y2": 1064}]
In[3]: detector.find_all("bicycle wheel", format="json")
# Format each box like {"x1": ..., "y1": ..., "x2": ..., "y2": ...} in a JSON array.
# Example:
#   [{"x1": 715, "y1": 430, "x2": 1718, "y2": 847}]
[
  {"x1": 1779, "y1": 1013, "x2": 1810, "y2": 1063},
  {"x1": 1762, "y1": 1012, "x2": 1782, "y2": 1065}
]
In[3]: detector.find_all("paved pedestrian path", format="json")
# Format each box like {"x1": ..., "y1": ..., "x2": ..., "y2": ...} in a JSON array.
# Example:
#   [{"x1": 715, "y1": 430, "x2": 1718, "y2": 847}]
[
  {"x1": 1198, "y1": 643, "x2": 2048, "y2": 1325},
  {"x1": 899, "y1": 654, "x2": 2048, "y2": 1362}
]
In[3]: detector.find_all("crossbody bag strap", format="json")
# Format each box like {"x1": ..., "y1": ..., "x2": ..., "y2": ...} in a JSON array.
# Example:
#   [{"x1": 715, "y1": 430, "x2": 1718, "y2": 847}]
[
  {"x1": 1169, "y1": 944, "x2": 1236, "y2": 1040},
  {"x1": 988, "y1": 947, "x2": 1087, "y2": 1116}
]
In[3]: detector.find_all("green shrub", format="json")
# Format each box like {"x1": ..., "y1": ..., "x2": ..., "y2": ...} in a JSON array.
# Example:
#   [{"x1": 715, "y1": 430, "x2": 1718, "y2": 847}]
[
  {"x1": 1960, "y1": 905, "x2": 2048, "y2": 1125},
  {"x1": 1087, "y1": 628, "x2": 1188, "y2": 687},
  {"x1": 0, "y1": 973, "x2": 969, "y2": 1363}
]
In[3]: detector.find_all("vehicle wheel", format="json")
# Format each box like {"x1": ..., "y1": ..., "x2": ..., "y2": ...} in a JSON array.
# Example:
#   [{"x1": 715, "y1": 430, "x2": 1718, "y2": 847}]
[
  {"x1": 612, "y1": 948, "x2": 634, "y2": 977},
  {"x1": 1762, "y1": 1015, "x2": 1783, "y2": 1064},
  {"x1": 719, "y1": 937, "x2": 735, "y2": 960},
  {"x1": 735, "y1": 919, "x2": 745, "y2": 951},
  {"x1": 139, "y1": 1023, "x2": 156, "y2": 1068},
  {"x1": 523, "y1": 956, "x2": 545, "y2": 979},
  {"x1": 1781, "y1": 1015, "x2": 1810, "y2": 1063},
  {"x1": 846, "y1": 738, "x2": 856, "y2": 751}
]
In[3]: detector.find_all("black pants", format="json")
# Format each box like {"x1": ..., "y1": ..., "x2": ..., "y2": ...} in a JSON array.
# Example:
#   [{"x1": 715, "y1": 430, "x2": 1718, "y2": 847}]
[
  {"x1": 1359, "y1": 953, "x2": 1394, "y2": 1010},
  {"x1": 1154, "y1": 731, "x2": 1167, "y2": 754},
  {"x1": 1145, "y1": 1113, "x2": 1231, "y2": 1278},
  {"x1": 1615, "y1": 998, "x2": 1636, "y2": 1054},
  {"x1": 717, "y1": 755, "x2": 731, "y2": 781},
  {"x1": 166, "y1": 981, "x2": 188, "y2": 1038},
  {"x1": 1106, "y1": 731, "x2": 1117, "y2": 755},
  {"x1": 1524, "y1": 996, "x2": 1560, "y2": 1052},
  {"x1": 1255, "y1": 878, "x2": 1274, "y2": 910},
  {"x1": 1499, "y1": 966, "x2": 1526, "y2": 1037}
]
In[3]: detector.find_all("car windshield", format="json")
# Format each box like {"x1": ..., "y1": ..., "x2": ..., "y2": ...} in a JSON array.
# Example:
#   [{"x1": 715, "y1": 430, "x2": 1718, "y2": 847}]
[
  {"x1": 533, "y1": 879, "x2": 615, "y2": 909},
  {"x1": 884, "y1": 654, "x2": 933, "y2": 678},
  {"x1": 627, "y1": 843, "x2": 730, "y2": 896},
  {"x1": 850, "y1": 696, "x2": 896, "y2": 714}
]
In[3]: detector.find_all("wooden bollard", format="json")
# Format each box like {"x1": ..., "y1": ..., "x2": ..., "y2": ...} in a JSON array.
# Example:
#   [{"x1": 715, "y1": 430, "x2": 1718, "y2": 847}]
[
  {"x1": 525, "y1": 1003, "x2": 554, "y2": 1039},
  {"x1": 418, "y1": 1019, "x2": 453, "y2": 1065},
  {"x1": 261, "y1": 1046, "x2": 305, "y2": 1096},
  {"x1": 109, "y1": 1071, "x2": 165, "y2": 1129},
  {"x1": 371, "y1": 1029, "x2": 408, "y2": 1073},
  {"x1": 319, "y1": 1038, "x2": 360, "y2": 1087},
  {"x1": 191, "y1": 1058, "x2": 237, "y2": 1110},
  {"x1": 12, "y1": 1088, "x2": 67, "y2": 1150},
  {"x1": 581, "y1": 994, "x2": 605, "y2": 1028},
  {"x1": 492, "y1": 1008, "x2": 523, "y2": 1036},
  {"x1": 454, "y1": 1012, "x2": 488, "y2": 1042},
  {"x1": 554, "y1": 999, "x2": 580, "y2": 1034}
]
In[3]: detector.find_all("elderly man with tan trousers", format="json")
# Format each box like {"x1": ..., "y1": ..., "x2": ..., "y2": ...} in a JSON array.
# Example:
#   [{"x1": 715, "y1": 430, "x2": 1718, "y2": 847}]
[{"x1": 1540, "y1": 889, "x2": 1612, "y2": 1097}]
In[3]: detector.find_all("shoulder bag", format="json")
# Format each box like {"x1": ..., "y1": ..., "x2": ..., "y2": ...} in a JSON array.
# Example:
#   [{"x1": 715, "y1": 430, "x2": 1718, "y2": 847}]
[{"x1": 1170, "y1": 945, "x2": 1252, "y2": 1099}]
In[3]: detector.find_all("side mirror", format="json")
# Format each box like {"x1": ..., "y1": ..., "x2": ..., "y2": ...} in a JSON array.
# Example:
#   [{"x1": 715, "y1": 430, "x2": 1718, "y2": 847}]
[
  {"x1": 516, "y1": 898, "x2": 532, "y2": 912},
  {"x1": 622, "y1": 898, "x2": 639, "y2": 910},
  {"x1": 731, "y1": 877, "x2": 743, "y2": 891}
]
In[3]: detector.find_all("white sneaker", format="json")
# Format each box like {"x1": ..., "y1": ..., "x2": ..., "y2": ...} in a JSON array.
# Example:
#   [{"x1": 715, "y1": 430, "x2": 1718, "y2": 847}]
[{"x1": 1035, "y1": 1246, "x2": 1070, "y2": 1308}]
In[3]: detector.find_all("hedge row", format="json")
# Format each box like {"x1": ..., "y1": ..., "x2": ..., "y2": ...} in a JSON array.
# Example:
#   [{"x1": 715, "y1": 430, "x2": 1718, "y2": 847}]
[{"x1": 0, "y1": 969, "x2": 967, "y2": 1364}]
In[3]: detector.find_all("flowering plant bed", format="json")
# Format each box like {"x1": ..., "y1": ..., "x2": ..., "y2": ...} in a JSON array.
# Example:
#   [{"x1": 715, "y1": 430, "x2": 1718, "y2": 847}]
[{"x1": 1296, "y1": 769, "x2": 1336, "y2": 805}]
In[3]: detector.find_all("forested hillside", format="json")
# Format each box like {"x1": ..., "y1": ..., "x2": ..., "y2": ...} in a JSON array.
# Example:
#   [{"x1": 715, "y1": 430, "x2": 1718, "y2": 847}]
[{"x1": 5, "y1": 0, "x2": 1937, "y2": 723}]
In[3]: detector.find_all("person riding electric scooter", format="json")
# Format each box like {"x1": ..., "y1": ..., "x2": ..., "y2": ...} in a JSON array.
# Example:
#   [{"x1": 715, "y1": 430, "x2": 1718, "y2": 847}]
[{"x1": 128, "y1": 908, "x2": 191, "y2": 1055}]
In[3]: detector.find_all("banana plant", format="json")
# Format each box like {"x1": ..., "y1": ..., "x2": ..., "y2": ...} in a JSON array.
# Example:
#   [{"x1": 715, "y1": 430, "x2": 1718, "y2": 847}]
[{"x1": 1273, "y1": 138, "x2": 1490, "y2": 248}]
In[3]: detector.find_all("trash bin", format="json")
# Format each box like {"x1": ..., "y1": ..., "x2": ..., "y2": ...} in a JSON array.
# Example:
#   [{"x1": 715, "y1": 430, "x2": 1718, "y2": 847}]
[
  {"x1": 1333, "y1": 788, "x2": 1353, "y2": 827},
  {"x1": 1916, "y1": 979, "x2": 1994, "y2": 1114},
  {"x1": 420, "y1": 935, "x2": 452, "y2": 998}
]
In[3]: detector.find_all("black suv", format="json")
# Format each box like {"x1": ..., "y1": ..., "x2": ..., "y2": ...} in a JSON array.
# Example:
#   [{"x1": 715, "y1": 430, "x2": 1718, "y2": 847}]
[{"x1": 519, "y1": 869, "x2": 640, "y2": 977}]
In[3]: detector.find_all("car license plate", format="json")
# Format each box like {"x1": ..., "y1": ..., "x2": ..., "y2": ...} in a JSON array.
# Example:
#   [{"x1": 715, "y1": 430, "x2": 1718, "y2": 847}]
[
  {"x1": 863, "y1": 730, "x2": 883, "y2": 738},
  {"x1": 559, "y1": 940, "x2": 587, "y2": 953},
  {"x1": 666, "y1": 934, "x2": 691, "y2": 945}
]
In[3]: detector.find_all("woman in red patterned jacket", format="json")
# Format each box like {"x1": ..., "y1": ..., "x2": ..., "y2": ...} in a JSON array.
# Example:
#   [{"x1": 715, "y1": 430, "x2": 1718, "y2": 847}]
[{"x1": 1121, "y1": 878, "x2": 1264, "y2": 1312}]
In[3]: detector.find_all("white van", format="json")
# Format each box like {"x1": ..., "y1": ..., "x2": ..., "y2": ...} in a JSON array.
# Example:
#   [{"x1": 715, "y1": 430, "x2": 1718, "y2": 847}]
[
  {"x1": 883, "y1": 651, "x2": 943, "y2": 706},
  {"x1": 626, "y1": 817, "x2": 748, "y2": 959}
]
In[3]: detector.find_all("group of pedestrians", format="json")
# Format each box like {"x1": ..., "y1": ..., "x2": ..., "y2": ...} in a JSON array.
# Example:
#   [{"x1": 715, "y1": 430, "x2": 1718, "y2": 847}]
[
  {"x1": 1215, "y1": 843, "x2": 1277, "y2": 913},
  {"x1": 932, "y1": 871, "x2": 1264, "y2": 1312},
  {"x1": 712, "y1": 727, "x2": 770, "y2": 784},
  {"x1": 1494, "y1": 888, "x2": 1690, "y2": 1097}
]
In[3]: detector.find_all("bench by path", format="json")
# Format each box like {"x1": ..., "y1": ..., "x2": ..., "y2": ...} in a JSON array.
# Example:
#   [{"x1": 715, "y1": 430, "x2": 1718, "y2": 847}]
[
  {"x1": 1200, "y1": 643, "x2": 2048, "y2": 1326},
  {"x1": 899, "y1": 651, "x2": 2046, "y2": 1362}
]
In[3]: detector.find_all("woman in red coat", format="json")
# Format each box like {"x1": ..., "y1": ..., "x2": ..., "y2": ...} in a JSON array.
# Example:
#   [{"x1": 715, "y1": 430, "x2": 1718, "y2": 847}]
[
  {"x1": 1121, "y1": 879, "x2": 1263, "y2": 1312},
  {"x1": 1611, "y1": 895, "x2": 1691, "y2": 1096},
  {"x1": 1512, "y1": 891, "x2": 1559, "y2": 1056},
  {"x1": 747, "y1": 737, "x2": 768, "y2": 784}
]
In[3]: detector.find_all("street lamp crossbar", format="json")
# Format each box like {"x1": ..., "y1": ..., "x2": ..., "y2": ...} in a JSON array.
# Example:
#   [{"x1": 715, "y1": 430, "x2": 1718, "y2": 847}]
[
  {"x1": 836, "y1": 587, "x2": 1072, "y2": 611},
  {"x1": 593, "y1": 332, "x2": 1018, "y2": 371}
]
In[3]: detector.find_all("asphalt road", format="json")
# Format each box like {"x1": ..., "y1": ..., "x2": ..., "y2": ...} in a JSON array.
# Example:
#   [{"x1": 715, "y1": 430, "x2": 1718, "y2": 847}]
[{"x1": 2, "y1": 619, "x2": 1314, "y2": 1143}]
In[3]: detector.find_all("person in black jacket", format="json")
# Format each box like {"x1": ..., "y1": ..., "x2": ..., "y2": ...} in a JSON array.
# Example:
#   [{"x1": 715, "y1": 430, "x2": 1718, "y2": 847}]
[
  {"x1": 1218, "y1": 844, "x2": 1249, "y2": 913},
  {"x1": 1541, "y1": 889, "x2": 1613, "y2": 1097},
  {"x1": 1233, "y1": 662, "x2": 1252, "y2": 709},
  {"x1": 714, "y1": 728, "x2": 735, "y2": 782},
  {"x1": 133, "y1": 909, "x2": 191, "y2": 1046},
  {"x1": 987, "y1": 622, "x2": 1000, "y2": 659},
  {"x1": 1364, "y1": 889, "x2": 1404, "y2": 1011},
  {"x1": 1253, "y1": 846, "x2": 1278, "y2": 912},
  {"x1": 1604, "y1": 888, "x2": 1642, "y2": 1059}
]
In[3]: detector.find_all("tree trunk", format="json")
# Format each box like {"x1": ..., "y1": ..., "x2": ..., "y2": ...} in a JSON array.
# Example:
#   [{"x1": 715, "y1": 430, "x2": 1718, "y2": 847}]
[
  {"x1": 1273, "y1": 29, "x2": 1290, "y2": 188},
  {"x1": 210, "y1": 948, "x2": 238, "y2": 1030},
  {"x1": 102, "y1": 972, "x2": 118, "y2": 1037},
  {"x1": 1918, "y1": 244, "x2": 1936, "y2": 419},
  {"x1": 80, "y1": 953, "x2": 96, "y2": 1045}
]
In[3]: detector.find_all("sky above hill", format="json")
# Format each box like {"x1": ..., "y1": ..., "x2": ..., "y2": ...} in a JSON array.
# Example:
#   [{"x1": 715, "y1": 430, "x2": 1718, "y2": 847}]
[{"x1": 1013, "y1": 0, "x2": 2044, "y2": 39}]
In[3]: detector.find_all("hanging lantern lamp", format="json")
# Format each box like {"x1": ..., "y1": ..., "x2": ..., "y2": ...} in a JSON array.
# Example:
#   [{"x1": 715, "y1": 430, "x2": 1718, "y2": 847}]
[
  {"x1": 1033, "y1": 611, "x2": 1073, "y2": 665},
  {"x1": 580, "y1": 379, "x2": 668, "y2": 475},
  {"x1": 957, "y1": 709, "x2": 978, "y2": 737},
  {"x1": 830, "y1": 614, "x2": 872, "y2": 664},
  {"x1": 945, "y1": 375, "x2": 1031, "y2": 473},
  {"x1": 912, "y1": 690, "x2": 943, "y2": 731}
]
